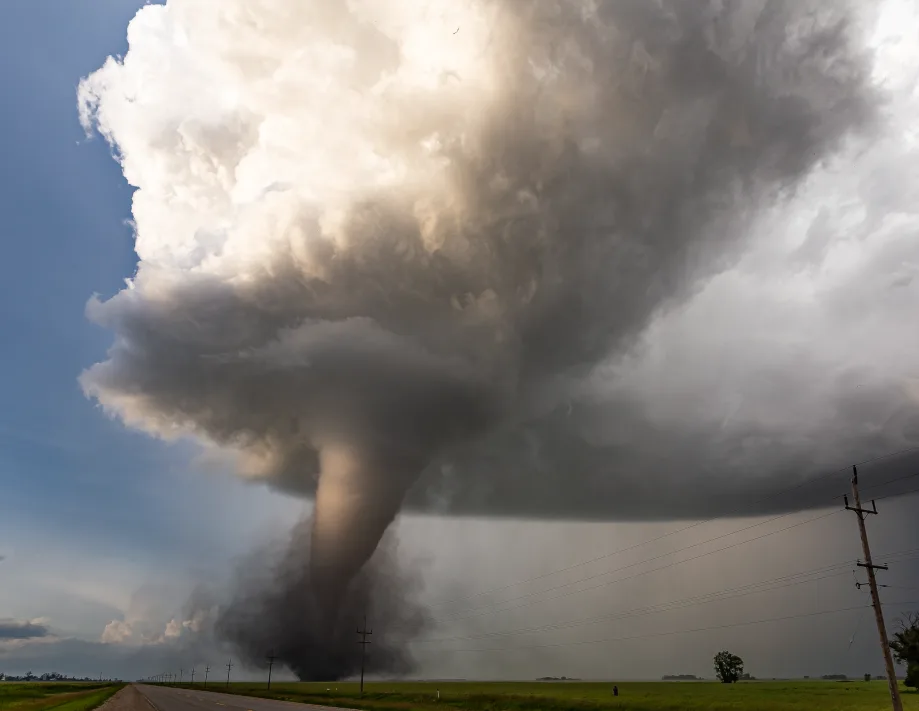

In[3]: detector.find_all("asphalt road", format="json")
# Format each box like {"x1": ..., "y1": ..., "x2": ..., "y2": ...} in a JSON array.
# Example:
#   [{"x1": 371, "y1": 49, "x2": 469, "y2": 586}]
[{"x1": 136, "y1": 684, "x2": 356, "y2": 711}]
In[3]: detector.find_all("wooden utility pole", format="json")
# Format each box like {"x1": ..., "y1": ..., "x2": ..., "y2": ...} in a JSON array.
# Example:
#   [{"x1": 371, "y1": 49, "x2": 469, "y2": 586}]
[
  {"x1": 204, "y1": 666, "x2": 210, "y2": 689},
  {"x1": 190, "y1": 668, "x2": 196, "y2": 684},
  {"x1": 226, "y1": 659, "x2": 233, "y2": 688},
  {"x1": 266, "y1": 653, "x2": 276, "y2": 691},
  {"x1": 845, "y1": 465, "x2": 903, "y2": 711},
  {"x1": 356, "y1": 615, "x2": 372, "y2": 697}
]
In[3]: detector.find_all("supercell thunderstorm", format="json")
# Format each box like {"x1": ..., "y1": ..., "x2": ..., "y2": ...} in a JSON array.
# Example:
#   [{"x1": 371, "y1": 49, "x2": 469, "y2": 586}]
[{"x1": 79, "y1": 0, "x2": 919, "y2": 679}]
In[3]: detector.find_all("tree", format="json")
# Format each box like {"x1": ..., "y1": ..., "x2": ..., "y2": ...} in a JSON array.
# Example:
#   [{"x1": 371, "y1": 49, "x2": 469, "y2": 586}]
[
  {"x1": 714, "y1": 651, "x2": 744, "y2": 684},
  {"x1": 889, "y1": 612, "x2": 919, "y2": 690}
]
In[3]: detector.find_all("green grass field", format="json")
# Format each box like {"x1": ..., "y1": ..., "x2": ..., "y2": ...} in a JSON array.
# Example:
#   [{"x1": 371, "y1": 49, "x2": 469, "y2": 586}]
[
  {"x1": 167, "y1": 679, "x2": 918, "y2": 711},
  {"x1": 0, "y1": 683, "x2": 123, "y2": 711}
]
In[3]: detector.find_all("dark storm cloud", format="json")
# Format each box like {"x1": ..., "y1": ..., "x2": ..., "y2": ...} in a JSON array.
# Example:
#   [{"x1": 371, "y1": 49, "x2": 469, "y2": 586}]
[
  {"x1": 214, "y1": 518, "x2": 428, "y2": 681},
  {"x1": 77, "y1": 0, "x2": 895, "y2": 621},
  {"x1": 0, "y1": 620, "x2": 50, "y2": 640}
]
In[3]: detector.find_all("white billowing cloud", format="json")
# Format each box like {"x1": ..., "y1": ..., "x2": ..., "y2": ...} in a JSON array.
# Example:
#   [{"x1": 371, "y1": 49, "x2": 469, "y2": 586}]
[
  {"x1": 101, "y1": 620, "x2": 133, "y2": 644},
  {"x1": 76, "y1": 0, "x2": 919, "y2": 531},
  {"x1": 578, "y1": 0, "x2": 919, "y2": 470},
  {"x1": 163, "y1": 618, "x2": 182, "y2": 639},
  {"x1": 98, "y1": 588, "x2": 216, "y2": 647}
]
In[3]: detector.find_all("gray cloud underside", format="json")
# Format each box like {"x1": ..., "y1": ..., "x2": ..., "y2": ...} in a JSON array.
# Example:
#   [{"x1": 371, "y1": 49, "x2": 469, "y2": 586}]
[
  {"x1": 0, "y1": 620, "x2": 50, "y2": 640},
  {"x1": 79, "y1": 0, "x2": 914, "y2": 525}
]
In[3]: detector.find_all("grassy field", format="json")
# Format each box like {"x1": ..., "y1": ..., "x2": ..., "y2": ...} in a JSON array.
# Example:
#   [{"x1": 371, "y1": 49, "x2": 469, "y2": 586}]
[
  {"x1": 0, "y1": 683, "x2": 123, "y2": 711},
  {"x1": 166, "y1": 679, "x2": 918, "y2": 711}
]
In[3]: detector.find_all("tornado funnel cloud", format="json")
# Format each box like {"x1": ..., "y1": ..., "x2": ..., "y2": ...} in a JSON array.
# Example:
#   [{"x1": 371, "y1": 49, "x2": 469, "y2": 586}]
[
  {"x1": 215, "y1": 518, "x2": 428, "y2": 681},
  {"x1": 309, "y1": 444, "x2": 423, "y2": 612}
]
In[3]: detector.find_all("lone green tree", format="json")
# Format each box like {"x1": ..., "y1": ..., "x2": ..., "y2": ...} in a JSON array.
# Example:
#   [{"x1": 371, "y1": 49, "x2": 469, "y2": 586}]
[
  {"x1": 714, "y1": 651, "x2": 744, "y2": 684},
  {"x1": 889, "y1": 612, "x2": 919, "y2": 689}
]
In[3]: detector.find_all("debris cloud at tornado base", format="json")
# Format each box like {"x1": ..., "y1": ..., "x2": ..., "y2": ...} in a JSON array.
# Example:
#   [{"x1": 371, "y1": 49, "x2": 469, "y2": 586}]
[
  {"x1": 214, "y1": 518, "x2": 427, "y2": 681},
  {"x1": 77, "y1": 0, "x2": 919, "y2": 679}
]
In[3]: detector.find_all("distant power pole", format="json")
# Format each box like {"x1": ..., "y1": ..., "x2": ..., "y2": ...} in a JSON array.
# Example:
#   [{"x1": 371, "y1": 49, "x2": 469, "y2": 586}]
[
  {"x1": 845, "y1": 465, "x2": 904, "y2": 711},
  {"x1": 179, "y1": 668, "x2": 183, "y2": 684},
  {"x1": 226, "y1": 659, "x2": 233, "y2": 688},
  {"x1": 204, "y1": 666, "x2": 210, "y2": 689},
  {"x1": 356, "y1": 615, "x2": 372, "y2": 697},
  {"x1": 190, "y1": 668, "x2": 196, "y2": 684},
  {"x1": 266, "y1": 653, "x2": 277, "y2": 691}
]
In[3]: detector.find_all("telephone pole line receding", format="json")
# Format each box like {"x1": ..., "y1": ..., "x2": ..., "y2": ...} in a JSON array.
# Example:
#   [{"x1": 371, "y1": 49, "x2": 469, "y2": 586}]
[
  {"x1": 844, "y1": 465, "x2": 903, "y2": 711},
  {"x1": 356, "y1": 615, "x2": 372, "y2": 697},
  {"x1": 266, "y1": 653, "x2": 277, "y2": 691},
  {"x1": 204, "y1": 666, "x2": 210, "y2": 689},
  {"x1": 226, "y1": 659, "x2": 233, "y2": 688}
]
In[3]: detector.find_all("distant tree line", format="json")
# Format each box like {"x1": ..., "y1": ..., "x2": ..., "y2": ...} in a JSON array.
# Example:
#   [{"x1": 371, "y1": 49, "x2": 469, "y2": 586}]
[
  {"x1": 662, "y1": 675, "x2": 701, "y2": 680},
  {"x1": 0, "y1": 672, "x2": 103, "y2": 682}
]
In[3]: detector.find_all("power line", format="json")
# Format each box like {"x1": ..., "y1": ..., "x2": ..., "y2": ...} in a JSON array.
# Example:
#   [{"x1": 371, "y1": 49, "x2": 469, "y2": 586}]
[
  {"x1": 356, "y1": 615, "x2": 372, "y2": 697},
  {"x1": 854, "y1": 469, "x2": 919, "y2": 495},
  {"x1": 422, "y1": 600, "x2": 919, "y2": 655},
  {"x1": 874, "y1": 481, "x2": 919, "y2": 502},
  {"x1": 423, "y1": 478, "x2": 919, "y2": 627},
  {"x1": 427, "y1": 445, "x2": 919, "y2": 611},
  {"x1": 433, "y1": 508, "x2": 843, "y2": 625},
  {"x1": 414, "y1": 568, "x2": 854, "y2": 645},
  {"x1": 266, "y1": 653, "x2": 276, "y2": 691},
  {"x1": 415, "y1": 547, "x2": 919, "y2": 645},
  {"x1": 844, "y1": 465, "x2": 902, "y2": 711}
]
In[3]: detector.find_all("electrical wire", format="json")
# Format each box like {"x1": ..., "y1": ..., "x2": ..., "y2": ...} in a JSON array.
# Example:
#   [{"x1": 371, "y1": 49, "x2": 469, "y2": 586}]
[
  {"x1": 421, "y1": 601, "x2": 919, "y2": 654},
  {"x1": 415, "y1": 570, "x2": 853, "y2": 645},
  {"x1": 427, "y1": 445, "x2": 919, "y2": 611},
  {"x1": 427, "y1": 479, "x2": 919, "y2": 626},
  {"x1": 415, "y1": 549, "x2": 919, "y2": 645},
  {"x1": 433, "y1": 509, "x2": 844, "y2": 624}
]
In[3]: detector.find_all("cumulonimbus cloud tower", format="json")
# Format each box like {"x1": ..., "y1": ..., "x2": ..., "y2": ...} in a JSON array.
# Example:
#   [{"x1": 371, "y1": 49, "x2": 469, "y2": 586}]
[{"x1": 79, "y1": 0, "x2": 919, "y2": 613}]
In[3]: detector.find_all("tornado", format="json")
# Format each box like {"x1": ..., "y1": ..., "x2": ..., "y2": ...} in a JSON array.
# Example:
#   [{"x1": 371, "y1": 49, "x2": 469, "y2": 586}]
[{"x1": 76, "y1": 0, "x2": 907, "y2": 676}]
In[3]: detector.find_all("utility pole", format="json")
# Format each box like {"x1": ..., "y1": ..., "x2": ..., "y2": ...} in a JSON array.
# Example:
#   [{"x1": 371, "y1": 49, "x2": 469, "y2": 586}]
[
  {"x1": 204, "y1": 666, "x2": 210, "y2": 689},
  {"x1": 190, "y1": 668, "x2": 196, "y2": 684},
  {"x1": 226, "y1": 659, "x2": 233, "y2": 688},
  {"x1": 266, "y1": 653, "x2": 276, "y2": 691},
  {"x1": 179, "y1": 668, "x2": 183, "y2": 684},
  {"x1": 845, "y1": 465, "x2": 903, "y2": 711},
  {"x1": 356, "y1": 615, "x2": 372, "y2": 697}
]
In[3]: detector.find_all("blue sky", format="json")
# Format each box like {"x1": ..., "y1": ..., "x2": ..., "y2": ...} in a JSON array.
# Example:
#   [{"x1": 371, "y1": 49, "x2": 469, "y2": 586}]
[
  {"x1": 1, "y1": 0, "x2": 192, "y2": 560},
  {"x1": 0, "y1": 0, "x2": 301, "y2": 642}
]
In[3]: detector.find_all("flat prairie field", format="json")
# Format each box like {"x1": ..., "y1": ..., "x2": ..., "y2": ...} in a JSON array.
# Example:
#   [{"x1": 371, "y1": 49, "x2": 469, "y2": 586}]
[
  {"x1": 0, "y1": 683, "x2": 122, "y2": 711},
  {"x1": 172, "y1": 679, "x2": 917, "y2": 711}
]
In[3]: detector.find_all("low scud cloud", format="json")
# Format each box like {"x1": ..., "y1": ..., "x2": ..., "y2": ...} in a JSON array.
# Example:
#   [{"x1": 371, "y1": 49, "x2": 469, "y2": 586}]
[
  {"x1": 78, "y1": 0, "x2": 919, "y2": 679},
  {"x1": 0, "y1": 619, "x2": 50, "y2": 641}
]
